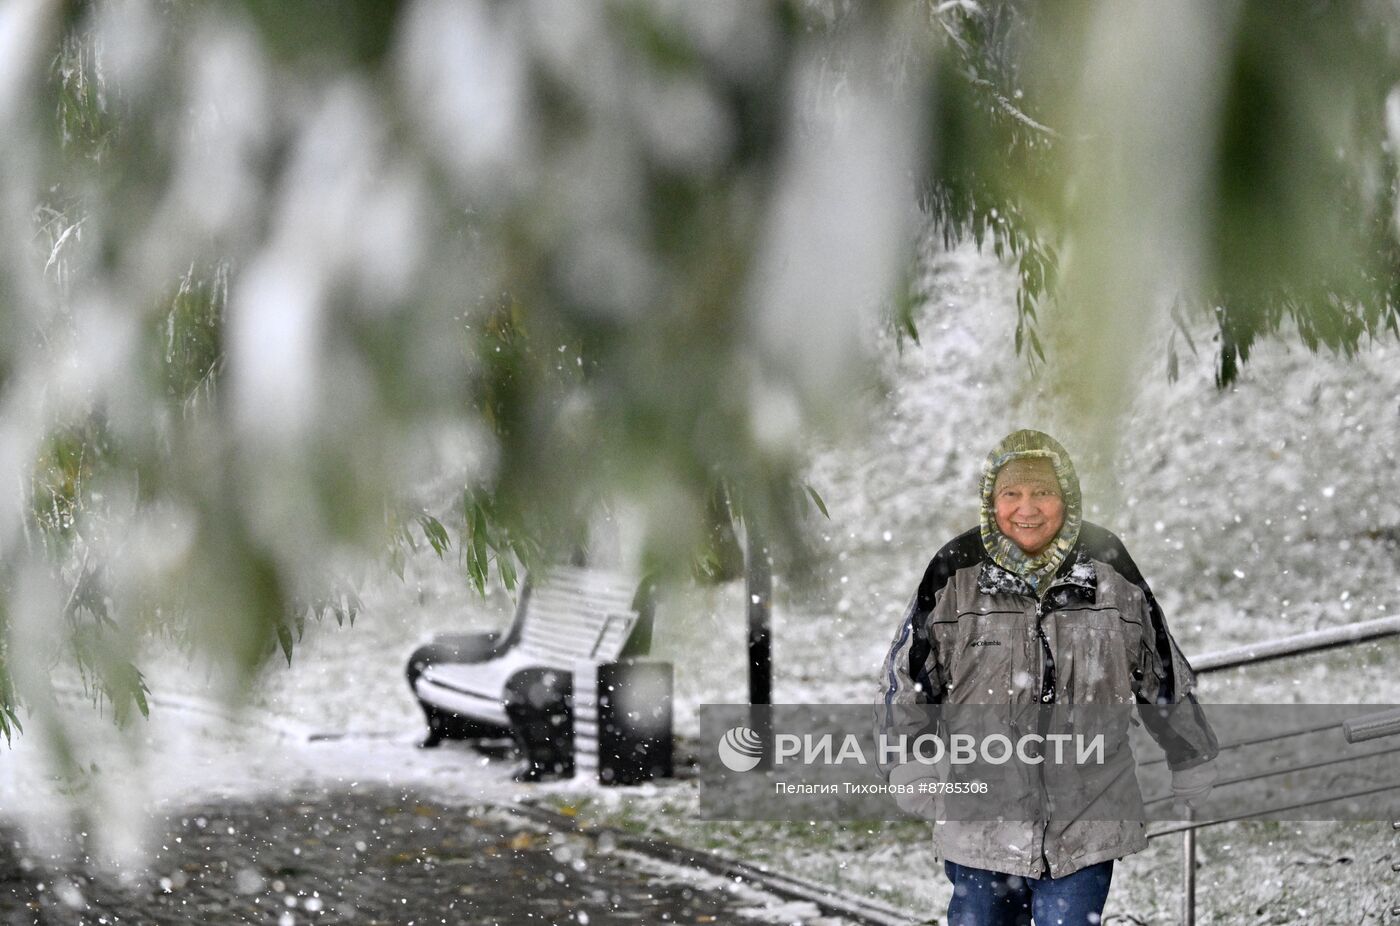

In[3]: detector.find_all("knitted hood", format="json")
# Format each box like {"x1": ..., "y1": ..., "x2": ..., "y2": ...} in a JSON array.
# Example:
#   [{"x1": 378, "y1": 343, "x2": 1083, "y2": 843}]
[{"x1": 978, "y1": 429, "x2": 1083, "y2": 596}]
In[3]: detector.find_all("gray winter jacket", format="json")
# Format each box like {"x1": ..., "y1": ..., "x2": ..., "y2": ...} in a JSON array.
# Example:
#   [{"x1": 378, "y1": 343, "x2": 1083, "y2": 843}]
[{"x1": 875, "y1": 431, "x2": 1217, "y2": 878}]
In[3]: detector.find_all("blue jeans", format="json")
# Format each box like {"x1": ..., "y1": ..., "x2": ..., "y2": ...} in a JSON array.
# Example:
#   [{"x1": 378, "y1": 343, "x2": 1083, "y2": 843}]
[{"x1": 944, "y1": 860, "x2": 1114, "y2": 925}]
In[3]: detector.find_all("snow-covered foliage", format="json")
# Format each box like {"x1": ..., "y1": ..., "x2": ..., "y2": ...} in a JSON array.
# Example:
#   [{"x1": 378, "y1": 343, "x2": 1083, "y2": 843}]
[{"x1": 0, "y1": 1, "x2": 920, "y2": 751}]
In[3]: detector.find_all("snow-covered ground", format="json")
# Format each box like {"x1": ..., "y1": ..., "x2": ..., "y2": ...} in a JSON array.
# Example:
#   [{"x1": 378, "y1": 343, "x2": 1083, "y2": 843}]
[{"x1": 4, "y1": 241, "x2": 1400, "y2": 923}]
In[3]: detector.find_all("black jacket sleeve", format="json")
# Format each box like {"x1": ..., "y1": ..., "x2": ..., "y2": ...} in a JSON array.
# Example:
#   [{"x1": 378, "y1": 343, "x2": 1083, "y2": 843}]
[
  {"x1": 1081, "y1": 522, "x2": 1220, "y2": 771},
  {"x1": 873, "y1": 528, "x2": 982, "y2": 780}
]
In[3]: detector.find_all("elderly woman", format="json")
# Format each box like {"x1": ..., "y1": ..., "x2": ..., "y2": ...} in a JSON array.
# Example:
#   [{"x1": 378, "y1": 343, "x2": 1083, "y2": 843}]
[{"x1": 877, "y1": 429, "x2": 1217, "y2": 926}]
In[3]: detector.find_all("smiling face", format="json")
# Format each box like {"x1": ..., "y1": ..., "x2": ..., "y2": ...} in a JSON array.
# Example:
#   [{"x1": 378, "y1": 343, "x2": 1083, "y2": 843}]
[{"x1": 993, "y1": 479, "x2": 1065, "y2": 556}]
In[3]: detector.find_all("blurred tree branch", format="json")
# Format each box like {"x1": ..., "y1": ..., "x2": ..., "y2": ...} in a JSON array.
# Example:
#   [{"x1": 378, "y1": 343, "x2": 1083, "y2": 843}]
[
  {"x1": 4, "y1": 0, "x2": 1399, "y2": 747},
  {"x1": 920, "y1": 0, "x2": 1400, "y2": 387}
]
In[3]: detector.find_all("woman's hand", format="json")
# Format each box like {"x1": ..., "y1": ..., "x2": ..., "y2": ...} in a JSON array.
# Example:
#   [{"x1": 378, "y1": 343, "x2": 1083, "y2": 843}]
[
  {"x1": 1170, "y1": 759, "x2": 1218, "y2": 811},
  {"x1": 889, "y1": 762, "x2": 947, "y2": 822}
]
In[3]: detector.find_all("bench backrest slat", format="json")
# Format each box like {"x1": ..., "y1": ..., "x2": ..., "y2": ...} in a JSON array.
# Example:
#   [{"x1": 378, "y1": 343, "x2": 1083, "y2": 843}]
[
  {"x1": 521, "y1": 621, "x2": 622, "y2": 650},
  {"x1": 520, "y1": 615, "x2": 632, "y2": 660},
  {"x1": 528, "y1": 590, "x2": 634, "y2": 613},
  {"x1": 509, "y1": 566, "x2": 646, "y2": 668},
  {"x1": 525, "y1": 600, "x2": 628, "y2": 621}
]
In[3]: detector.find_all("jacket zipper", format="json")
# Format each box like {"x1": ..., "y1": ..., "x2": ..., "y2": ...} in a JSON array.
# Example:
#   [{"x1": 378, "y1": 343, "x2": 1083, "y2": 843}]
[{"x1": 1033, "y1": 586, "x2": 1054, "y2": 877}]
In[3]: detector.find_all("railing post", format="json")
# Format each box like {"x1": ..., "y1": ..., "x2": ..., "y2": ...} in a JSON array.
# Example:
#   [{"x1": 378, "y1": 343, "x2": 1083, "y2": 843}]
[
  {"x1": 1393, "y1": 821, "x2": 1400, "y2": 920},
  {"x1": 1182, "y1": 812, "x2": 1196, "y2": 926},
  {"x1": 744, "y1": 520, "x2": 773, "y2": 771}
]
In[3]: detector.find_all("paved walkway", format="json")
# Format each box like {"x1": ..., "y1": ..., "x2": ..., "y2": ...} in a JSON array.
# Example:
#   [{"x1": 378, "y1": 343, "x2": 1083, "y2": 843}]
[{"x1": 0, "y1": 787, "x2": 836, "y2": 925}]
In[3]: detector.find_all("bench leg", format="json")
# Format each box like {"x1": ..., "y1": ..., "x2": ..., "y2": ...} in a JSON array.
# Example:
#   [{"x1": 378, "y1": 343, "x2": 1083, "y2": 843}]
[
  {"x1": 505, "y1": 669, "x2": 575, "y2": 781},
  {"x1": 419, "y1": 706, "x2": 511, "y2": 749}
]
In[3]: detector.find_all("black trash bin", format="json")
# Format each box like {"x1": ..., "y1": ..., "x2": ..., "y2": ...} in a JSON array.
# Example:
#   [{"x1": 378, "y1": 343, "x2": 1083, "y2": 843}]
[{"x1": 576, "y1": 660, "x2": 673, "y2": 785}]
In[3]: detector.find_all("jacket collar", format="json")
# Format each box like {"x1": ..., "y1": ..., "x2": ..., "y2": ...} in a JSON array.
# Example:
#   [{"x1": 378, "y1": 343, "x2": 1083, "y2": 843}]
[{"x1": 978, "y1": 548, "x2": 1097, "y2": 605}]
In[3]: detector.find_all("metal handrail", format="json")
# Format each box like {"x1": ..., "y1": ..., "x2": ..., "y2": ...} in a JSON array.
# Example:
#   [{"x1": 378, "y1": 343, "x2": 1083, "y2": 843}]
[
  {"x1": 1164, "y1": 618, "x2": 1400, "y2": 925},
  {"x1": 1191, "y1": 614, "x2": 1400, "y2": 674},
  {"x1": 1136, "y1": 717, "x2": 1342, "y2": 768},
  {"x1": 1147, "y1": 780, "x2": 1400, "y2": 838},
  {"x1": 1142, "y1": 742, "x2": 1400, "y2": 807}
]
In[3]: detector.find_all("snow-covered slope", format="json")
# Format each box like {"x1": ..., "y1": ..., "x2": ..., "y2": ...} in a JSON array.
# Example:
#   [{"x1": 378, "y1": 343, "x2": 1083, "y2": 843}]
[{"x1": 799, "y1": 241, "x2": 1400, "y2": 706}]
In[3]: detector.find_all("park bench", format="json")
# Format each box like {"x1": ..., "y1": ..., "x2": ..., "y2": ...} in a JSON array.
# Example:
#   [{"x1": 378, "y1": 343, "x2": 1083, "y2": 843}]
[{"x1": 406, "y1": 566, "x2": 670, "y2": 782}]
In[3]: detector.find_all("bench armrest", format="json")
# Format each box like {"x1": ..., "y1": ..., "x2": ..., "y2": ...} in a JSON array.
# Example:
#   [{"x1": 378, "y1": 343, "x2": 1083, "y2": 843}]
[{"x1": 406, "y1": 631, "x2": 504, "y2": 684}]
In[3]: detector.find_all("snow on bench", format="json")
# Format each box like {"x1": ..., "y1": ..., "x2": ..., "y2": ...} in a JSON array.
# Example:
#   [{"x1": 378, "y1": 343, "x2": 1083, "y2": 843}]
[{"x1": 409, "y1": 567, "x2": 652, "y2": 736}]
